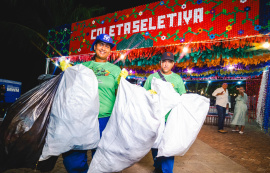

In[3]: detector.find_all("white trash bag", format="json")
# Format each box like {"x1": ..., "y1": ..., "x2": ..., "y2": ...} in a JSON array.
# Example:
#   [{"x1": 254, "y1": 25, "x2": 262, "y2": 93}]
[
  {"x1": 40, "y1": 64, "x2": 100, "y2": 161},
  {"x1": 89, "y1": 77, "x2": 179, "y2": 173},
  {"x1": 157, "y1": 93, "x2": 210, "y2": 157},
  {"x1": 151, "y1": 77, "x2": 181, "y2": 148}
]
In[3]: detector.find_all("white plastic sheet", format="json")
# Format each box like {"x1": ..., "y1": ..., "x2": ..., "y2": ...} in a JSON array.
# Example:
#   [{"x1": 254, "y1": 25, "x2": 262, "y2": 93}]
[
  {"x1": 157, "y1": 93, "x2": 210, "y2": 157},
  {"x1": 89, "y1": 77, "x2": 179, "y2": 173},
  {"x1": 40, "y1": 64, "x2": 100, "y2": 161}
]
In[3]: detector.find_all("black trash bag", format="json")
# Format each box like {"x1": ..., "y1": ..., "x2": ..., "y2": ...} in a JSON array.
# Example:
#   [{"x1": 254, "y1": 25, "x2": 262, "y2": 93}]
[
  {"x1": 36, "y1": 155, "x2": 59, "y2": 172},
  {"x1": 0, "y1": 73, "x2": 63, "y2": 172}
]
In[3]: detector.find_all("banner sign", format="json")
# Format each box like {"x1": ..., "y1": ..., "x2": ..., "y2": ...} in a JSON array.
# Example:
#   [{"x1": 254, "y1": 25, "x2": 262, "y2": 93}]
[
  {"x1": 0, "y1": 79, "x2": 22, "y2": 103},
  {"x1": 46, "y1": 0, "x2": 270, "y2": 58}
]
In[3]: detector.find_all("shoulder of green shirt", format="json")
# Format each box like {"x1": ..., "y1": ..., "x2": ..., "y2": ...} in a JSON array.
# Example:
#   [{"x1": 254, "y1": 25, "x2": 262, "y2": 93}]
[
  {"x1": 143, "y1": 73, "x2": 156, "y2": 90},
  {"x1": 82, "y1": 61, "x2": 91, "y2": 67},
  {"x1": 106, "y1": 62, "x2": 121, "y2": 71}
]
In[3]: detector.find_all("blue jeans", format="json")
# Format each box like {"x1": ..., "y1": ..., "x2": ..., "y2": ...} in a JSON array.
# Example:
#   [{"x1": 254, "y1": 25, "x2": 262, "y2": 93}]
[
  {"x1": 151, "y1": 148, "x2": 174, "y2": 173},
  {"x1": 216, "y1": 105, "x2": 226, "y2": 130},
  {"x1": 63, "y1": 116, "x2": 110, "y2": 173}
]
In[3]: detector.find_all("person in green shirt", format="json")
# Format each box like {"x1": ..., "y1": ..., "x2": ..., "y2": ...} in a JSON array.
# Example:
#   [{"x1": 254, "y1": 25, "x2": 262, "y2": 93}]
[
  {"x1": 62, "y1": 34, "x2": 127, "y2": 173},
  {"x1": 143, "y1": 52, "x2": 186, "y2": 173}
]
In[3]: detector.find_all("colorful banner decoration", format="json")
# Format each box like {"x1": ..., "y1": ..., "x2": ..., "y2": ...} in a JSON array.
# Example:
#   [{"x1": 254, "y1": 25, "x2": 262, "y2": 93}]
[
  {"x1": 46, "y1": 0, "x2": 270, "y2": 58},
  {"x1": 69, "y1": 0, "x2": 262, "y2": 54},
  {"x1": 46, "y1": 24, "x2": 71, "y2": 57}
]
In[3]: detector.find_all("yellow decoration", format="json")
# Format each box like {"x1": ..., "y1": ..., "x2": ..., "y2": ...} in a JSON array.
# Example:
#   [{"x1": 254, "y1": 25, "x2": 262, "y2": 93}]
[
  {"x1": 59, "y1": 60, "x2": 72, "y2": 71},
  {"x1": 226, "y1": 25, "x2": 232, "y2": 31},
  {"x1": 148, "y1": 89, "x2": 157, "y2": 95}
]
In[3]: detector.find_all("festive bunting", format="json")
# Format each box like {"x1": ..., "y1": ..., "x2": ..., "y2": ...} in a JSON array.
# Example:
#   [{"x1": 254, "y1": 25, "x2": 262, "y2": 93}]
[
  {"x1": 256, "y1": 69, "x2": 269, "y2": 129},
  {"x1": 263, "y1": 69, "x2": 270, "y2": 133}
]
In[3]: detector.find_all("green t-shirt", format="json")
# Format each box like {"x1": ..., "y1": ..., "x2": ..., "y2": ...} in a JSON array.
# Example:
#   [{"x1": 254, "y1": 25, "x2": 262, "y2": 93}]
[
  {"x1": 83, "y1": 61, "x2": 121, "y2": 118},
  {"x1": 143, "y1": 72, "x2": 186, "y2": 122}
]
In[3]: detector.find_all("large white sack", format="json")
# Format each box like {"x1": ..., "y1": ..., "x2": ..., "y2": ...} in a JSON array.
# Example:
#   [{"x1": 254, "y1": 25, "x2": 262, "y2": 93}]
[
  {"x1": 157, "y1": 94, "x2": 210, "y2": 157},
  {"x1": 89, "y1": 77, "x2": 179, "y2": 173},
  {"x1": 40, "y1": 64, "x2": 100, "y2": 161},
  {"x1": 151, "y1": 77, "x2": 181, "y2": 148}
]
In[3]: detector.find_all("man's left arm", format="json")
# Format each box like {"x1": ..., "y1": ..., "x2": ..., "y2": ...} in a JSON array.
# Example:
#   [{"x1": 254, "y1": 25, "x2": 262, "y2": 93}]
[{"x1": 227, "y1": 89, "x2": 230, "y2": 109}]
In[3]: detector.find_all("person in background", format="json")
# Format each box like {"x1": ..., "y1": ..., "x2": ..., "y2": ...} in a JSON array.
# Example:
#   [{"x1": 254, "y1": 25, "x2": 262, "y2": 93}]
[
  {"x1": 144, "y1": 52, "x2": 186, "y2": 173},
  {"x1": 62, "y1": 34, "x2": 127, "y2": 173},
  {"x1": 212, "y1": 83, "x2": 230, "y2": 133},
  {"x1": 231, "y1": 86, "x2": 248, "y2": 134}
]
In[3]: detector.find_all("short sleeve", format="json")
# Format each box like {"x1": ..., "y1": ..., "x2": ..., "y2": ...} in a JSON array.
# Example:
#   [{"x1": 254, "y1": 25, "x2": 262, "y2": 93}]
[{"x1": 143, "y1": 75, "x2": 153, "y2": 90}]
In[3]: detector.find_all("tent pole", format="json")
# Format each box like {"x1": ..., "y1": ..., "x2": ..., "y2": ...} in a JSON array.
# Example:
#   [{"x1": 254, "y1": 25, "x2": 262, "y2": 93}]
[{"x1": 45, "y1": 58, "x2": 50, "y2": 74}]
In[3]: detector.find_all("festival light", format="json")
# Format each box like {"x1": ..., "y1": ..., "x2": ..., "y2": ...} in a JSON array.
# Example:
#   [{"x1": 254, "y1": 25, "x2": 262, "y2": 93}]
[
  {"x1": 227, "y1": 65, "x2": 234, "y2": 70},
  {"x1": 187, "y1": 69, "x2": 193, "y2": 73},
  {"x1": 55, "y1": 62, "x2": 59, "y2": 66},
  {"x1": 120, "y1": 54, "x2": 125, "y2": 60},
  {"x1": 183, "y1": 47, "x2": 188, "y2": 53},
  {"x1": 262, "y1": 42, "x2": 270, "y2": 49},
  {"x1": 208, "y1": 80, "x2": 211, "y2": 83},
  {"x1": 66, "y1": 58, "x2": 70, "y2": 64},
  {"x1": 237, "y1": 81, "x2": 242, "y2": 84}
]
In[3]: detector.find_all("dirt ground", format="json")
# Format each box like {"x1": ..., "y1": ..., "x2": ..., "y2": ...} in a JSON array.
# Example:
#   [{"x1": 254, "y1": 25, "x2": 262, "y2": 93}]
[{"x1": 197, "y1": 121, "x2": 270, "y2": 173}]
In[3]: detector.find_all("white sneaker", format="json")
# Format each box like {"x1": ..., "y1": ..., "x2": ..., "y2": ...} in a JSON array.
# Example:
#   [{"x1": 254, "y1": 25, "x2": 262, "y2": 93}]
[
  {"x1": 239, "y1": 131, "x2": 244, "y2": 134},
  {"x1": 232, "y1": 130, "x2": 239, "y2": 132}
]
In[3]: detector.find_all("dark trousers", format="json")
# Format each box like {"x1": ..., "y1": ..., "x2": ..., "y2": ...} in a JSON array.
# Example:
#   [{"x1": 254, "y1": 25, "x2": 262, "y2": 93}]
[
  {"x1": 216, "y1": 105, "x2": 226, "y2": 130},
  {"x1": 62, "y1": 116, "x2": 110, "y2": 173},
  {"x1": 151, "y1": 148, "x2": 174, "y2": 173}
]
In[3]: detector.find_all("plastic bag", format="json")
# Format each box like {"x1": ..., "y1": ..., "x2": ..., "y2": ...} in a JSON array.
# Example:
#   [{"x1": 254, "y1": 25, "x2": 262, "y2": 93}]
[
  {"x1": 151, "y1": 77, "x2": 181, "y2": 148},
  {"x1": 89, "y1": 77, "x2": 179, "y2": 173},
  {"x1": 0, "y1": 73, "x2": 63, "y2": 172},
  {"x1": 40, "y1": 64, "x2": 100, "y2": 161},
  {"x1": 157, "y1": 94, "x2": 210, "y2": 157}
]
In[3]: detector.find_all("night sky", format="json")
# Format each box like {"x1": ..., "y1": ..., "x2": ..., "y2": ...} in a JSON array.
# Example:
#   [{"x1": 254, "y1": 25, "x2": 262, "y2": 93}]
[{"x1": 0, "y1": 0, "x2": 157, "y2": 94}]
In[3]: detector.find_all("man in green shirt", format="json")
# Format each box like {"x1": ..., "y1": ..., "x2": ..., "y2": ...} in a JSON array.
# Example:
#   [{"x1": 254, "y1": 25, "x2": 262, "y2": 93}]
[{"x1": 144, "y1": 52, "x2": 186, "y2": 173}]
